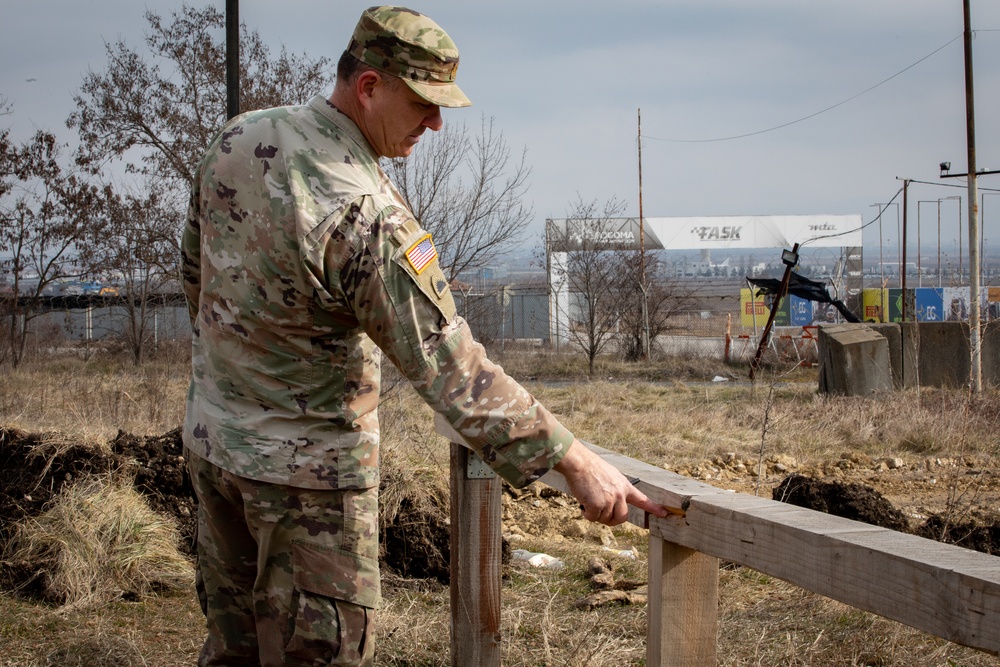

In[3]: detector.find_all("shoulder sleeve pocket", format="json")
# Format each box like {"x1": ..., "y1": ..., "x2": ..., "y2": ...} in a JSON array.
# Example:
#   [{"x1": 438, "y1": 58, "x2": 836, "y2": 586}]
[{"x1": 391, "y1": 231, "x2": 457, "y2": 323}]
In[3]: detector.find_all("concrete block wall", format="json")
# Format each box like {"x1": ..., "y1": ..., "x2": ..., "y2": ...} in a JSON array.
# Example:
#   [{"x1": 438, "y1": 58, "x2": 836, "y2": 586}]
[
  {"x1": 865, "y1": 323, "x2": 919, "y2": 389},
  {"x1": 819, "y1": 321, "x2": 1000, "y2": 392},
  {"x1": 979, "y1": 321, "x2": 1000, "y2": 386},
  {"x1": 912, "y1": 322, "x2": 971, "y2": 388}
]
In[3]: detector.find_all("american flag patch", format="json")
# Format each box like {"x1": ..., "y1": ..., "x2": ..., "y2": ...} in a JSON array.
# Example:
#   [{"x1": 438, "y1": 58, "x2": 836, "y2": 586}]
[{"x1": 405, "y1": 234, "x2": 437, "y2": 274}]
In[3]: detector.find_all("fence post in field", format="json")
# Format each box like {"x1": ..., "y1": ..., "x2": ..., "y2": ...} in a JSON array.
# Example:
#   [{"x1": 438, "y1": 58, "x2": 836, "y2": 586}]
[
  {"x1": 448, "y1": 438, "x2": 502, "y2": 666},
  {"x1": 646, "y1": 537, "x2": 719, "y2": 666}
]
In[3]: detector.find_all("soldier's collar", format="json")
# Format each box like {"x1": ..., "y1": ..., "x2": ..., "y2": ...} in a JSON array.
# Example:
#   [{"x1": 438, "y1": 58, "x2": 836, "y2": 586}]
[{"x1": 307, "y1": 95, "x2": 379, "y2": 161}]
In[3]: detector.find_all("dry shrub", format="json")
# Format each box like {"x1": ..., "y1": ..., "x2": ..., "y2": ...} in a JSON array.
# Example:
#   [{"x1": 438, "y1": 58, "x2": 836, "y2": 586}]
[
  {"x1": 377, "y1": 388, "x2": 453, "y2": 582},
  {"x1": 4, "y1": 474, "x2": 192, "y2": 607},
  {"x1": 38, "y1": 632, "x2": 147, "y2": 667}
]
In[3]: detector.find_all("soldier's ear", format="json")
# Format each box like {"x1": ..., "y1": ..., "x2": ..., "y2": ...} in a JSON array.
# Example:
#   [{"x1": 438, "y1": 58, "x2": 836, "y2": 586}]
[{"x1": 356, "y1": 71, "x2": 380, "y2": 110}]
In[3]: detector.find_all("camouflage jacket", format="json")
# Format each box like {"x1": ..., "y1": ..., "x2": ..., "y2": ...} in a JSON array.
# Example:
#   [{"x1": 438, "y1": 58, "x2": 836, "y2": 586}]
[{"x1": 180, "y1": 95, "x2": 574, "y2": 490}]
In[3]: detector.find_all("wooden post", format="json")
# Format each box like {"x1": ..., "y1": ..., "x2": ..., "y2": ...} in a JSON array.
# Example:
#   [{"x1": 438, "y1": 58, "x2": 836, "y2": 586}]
[
  {"x1": 449, "y1": 441, "x2": 502, "y2": 666},
  {"x1": 646, "y1": 536, "x2": 719, "y2": 667}
]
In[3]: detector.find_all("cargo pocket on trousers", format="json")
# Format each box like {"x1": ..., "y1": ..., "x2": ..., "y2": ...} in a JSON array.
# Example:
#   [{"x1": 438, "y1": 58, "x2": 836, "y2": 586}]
[{"x1": 284, "y1": 539, "x2": 380, "y2": 665}]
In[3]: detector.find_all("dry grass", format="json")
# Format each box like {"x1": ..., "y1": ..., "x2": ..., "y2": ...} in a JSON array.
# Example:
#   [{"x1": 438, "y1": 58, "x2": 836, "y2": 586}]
[
  {"x1": 491, "y1": 341, "x2": 752, "y2": 383},
  {"x1": 0, "y1": 349, "x2": 190, "y2": 443},
  {"x1": 0, "y1": 593, "x2": 202, "y2": 667},
  {"x1": 530, "y1": 376, "x2": 1000, "y2": 473},
  {"x1": 374, "y1": 528, "x2": 653, "y2": 666},
  {"x1": 3, "y1": 350, "x2": 1000, "y2": 665},
  {"x1": 3, "y1": 474, "x2": 192, "y2": 608},
  {"x1": 715, "y1": 565, "x2": 1000, "y2": 666}
]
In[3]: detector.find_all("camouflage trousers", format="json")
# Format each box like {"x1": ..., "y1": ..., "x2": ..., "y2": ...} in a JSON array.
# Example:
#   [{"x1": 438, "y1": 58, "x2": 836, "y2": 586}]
[{"x1": 186, "y1": 449, "x2": 380, "y2": 666}]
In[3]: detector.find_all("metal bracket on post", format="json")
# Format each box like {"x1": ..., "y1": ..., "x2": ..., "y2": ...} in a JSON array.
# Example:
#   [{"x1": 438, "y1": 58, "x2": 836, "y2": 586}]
[
  {"x1": 434, "y1": 414, "x2": 497, "y2": 480},
  {"x1": 466, "y1": 451, "x2": 497, "y2": 479}
]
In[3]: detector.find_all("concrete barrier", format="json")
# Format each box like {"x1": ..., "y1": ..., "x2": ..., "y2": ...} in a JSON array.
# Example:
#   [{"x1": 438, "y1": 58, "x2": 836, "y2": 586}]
[
  {"x1": 818, "y1": 321, "x2": 1000, "y2": 391},
  {"x1": 912, "y1": 322, "x2": 970, "y2": 389},
  {"x1": 981, "y1": 321, "x2": 1000, "y2": 387},
  {"x1": 866, "y1": 323, "x2": 919, "y2": 389},
  {"x1": 817, "y1": 325, "x2": 893, "y2": 396}
]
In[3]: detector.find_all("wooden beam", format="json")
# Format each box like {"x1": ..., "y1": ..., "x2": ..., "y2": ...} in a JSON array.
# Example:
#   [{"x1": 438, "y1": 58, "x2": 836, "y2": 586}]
[
  {"x1": 435, "y1": 428, "x2": 1000, "y2": 657},
  {"x1": 536, "y1": 440, "x2": 729, "y2": 516},
  {"x1": 651, "y1": 492, "x2": 1000, "y2": 655},
  {"x1": 538, "y1": 440, "x2": 1000, "y2": 655}
]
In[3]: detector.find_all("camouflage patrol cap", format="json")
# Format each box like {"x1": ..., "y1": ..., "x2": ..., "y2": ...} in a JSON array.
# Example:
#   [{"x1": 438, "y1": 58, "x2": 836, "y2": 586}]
[{"x1": 348, "y1": 6, "x2": 472, "y2": 109}]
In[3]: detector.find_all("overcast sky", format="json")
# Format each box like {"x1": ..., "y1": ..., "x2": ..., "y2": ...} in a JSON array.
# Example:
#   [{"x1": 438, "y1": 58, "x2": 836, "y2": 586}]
[{"x1": 4, "y1": 0, "x2": 1000, "y2": 257}]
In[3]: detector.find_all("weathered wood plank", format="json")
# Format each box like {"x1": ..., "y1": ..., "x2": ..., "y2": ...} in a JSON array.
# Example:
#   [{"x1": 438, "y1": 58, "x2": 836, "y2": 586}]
[
  {"x1": 536, "y1": 440, "x2": 730, "y2": 514},
  {"x1": 448, "y1": 442, "x2": 502, "y2": 667},
  {"x1": 646, "y1": 537, "x2": 719, "y2": 667},
  {"x1": 651, "y1": 491, "x2": 1000, "y2": 655}
]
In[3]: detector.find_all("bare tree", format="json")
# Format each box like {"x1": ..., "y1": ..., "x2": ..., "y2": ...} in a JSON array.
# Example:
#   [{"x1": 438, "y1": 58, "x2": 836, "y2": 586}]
[
  {"x1": 551, "y1": 196, "x2": 630, "y2": 375},
  {"x1": 68, "y1": 3, "x2": 334, "y2": 187},
  {"x1": 0, "y1": 99, "x2": 13, "y2": 206},
  {"x1": 63, "y1": 4, "x2": 333, "y2": 361},
  {"x1": 615, "y1": 249, "x2": 700, "y2": 361},
  {"x1": 95, "y1": 180, "x2": 181, "y2": 364},
  {"x1": 0, "y1": 132, "x2": 106, "y2": 366},
  {"x1": 387, "y1": 116, "x2": 533, "y2": 282}
]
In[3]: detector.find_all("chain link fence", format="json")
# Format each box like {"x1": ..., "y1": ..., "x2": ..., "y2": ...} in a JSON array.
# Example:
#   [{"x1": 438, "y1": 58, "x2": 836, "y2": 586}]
[{"x1": 5, "y1": 281, "x2": 833, "y2": 366}]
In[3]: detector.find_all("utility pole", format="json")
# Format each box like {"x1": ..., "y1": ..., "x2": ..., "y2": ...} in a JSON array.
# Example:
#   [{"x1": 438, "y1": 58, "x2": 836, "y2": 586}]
[
  {"x1": 899, "y1": 179, "x2": 911, "y2": 320},
  {"x1": 962, "y1": 0, "x2": 982, "y2": 392},
  {"x1": 938, "y1": 0, "x2": 997, "y2": 389},
  {"x1": 637, "y1": 108, "x2": 650, "y2": 360},
  {"x1": 226, "y1": 0, "x2": 240, "y2": 119}
]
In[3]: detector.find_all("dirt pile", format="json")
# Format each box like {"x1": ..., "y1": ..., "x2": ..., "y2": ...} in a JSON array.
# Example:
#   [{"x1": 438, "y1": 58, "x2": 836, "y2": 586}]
[
  {"x1": 0, "y1": 427, "x2": 196, "y2": 551},
  {"x1": 0, "y1": 427, "x2": 458, "y2": 595},
  {"x1": 378, "y1": 473, "x2": 452, "y2": 583},
  {"x1": 110, "y1": 428, "x2": 196, "y2": 547},
  {"x1": 773, "y1": 473, "x2": 1000, "y2": 554},
  {"x1": 773, "y1": 473, "x2": 911, "y2": 532}
]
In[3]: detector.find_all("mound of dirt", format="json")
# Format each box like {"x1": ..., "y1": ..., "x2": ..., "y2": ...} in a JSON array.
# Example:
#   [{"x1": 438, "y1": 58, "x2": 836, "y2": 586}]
[
  {"x1": 773, "y1": 473, "x2": 911, "y2": 532},
  {"x1": 1, "y1": 427, "x2": 459, "y2": 595},
  {"x1": 0, "y1": 428, "x2": 120, "y2": 541},
  {"x1": 380, "y1": 494, "x2": 451, "y2": 583},
  {"x1": 0, "y1": 427, "x2": 197, "y2": 552},
  {"x1": 0, "y1": 427, "x2": 198, "y2": 597},
  {"x1": 773, "y1": 473, "x2": 1000, "y2": 555},
  {"x1": 915, "y1": 515, "x2": 1000, "y2": 556}
]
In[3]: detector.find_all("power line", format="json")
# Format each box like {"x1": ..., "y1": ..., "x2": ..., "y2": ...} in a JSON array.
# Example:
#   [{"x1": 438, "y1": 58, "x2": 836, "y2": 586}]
[
  {"x1": 799, "y1": 179, "x2": 1000, "y2": 250},
  {"x1": 800, "y1": 188, "x2": 903, "y2": 249},
  {"x1": 909, "y1": 178, "x2": 1000, "y2": 192},
  {"x1": 646, "y1": 34, "x2": 962, "y2": 144}
]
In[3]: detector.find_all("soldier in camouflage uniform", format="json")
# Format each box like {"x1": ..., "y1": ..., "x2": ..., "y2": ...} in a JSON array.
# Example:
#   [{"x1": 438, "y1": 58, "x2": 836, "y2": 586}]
[{"x1": 181, "y1": 6, "x2": 667, "y2": 666}]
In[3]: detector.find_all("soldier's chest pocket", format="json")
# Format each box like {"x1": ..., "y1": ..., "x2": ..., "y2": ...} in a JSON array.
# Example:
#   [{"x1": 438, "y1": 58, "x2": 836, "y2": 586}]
[{"x1": 391, "y1": 233, "x2": 457, "y2": 324}]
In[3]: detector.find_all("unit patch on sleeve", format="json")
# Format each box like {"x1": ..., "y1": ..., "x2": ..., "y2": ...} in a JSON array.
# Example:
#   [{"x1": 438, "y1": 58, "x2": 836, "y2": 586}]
[{"x1": 405, "y1": 234, "x2": 438, "y2": 274}]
